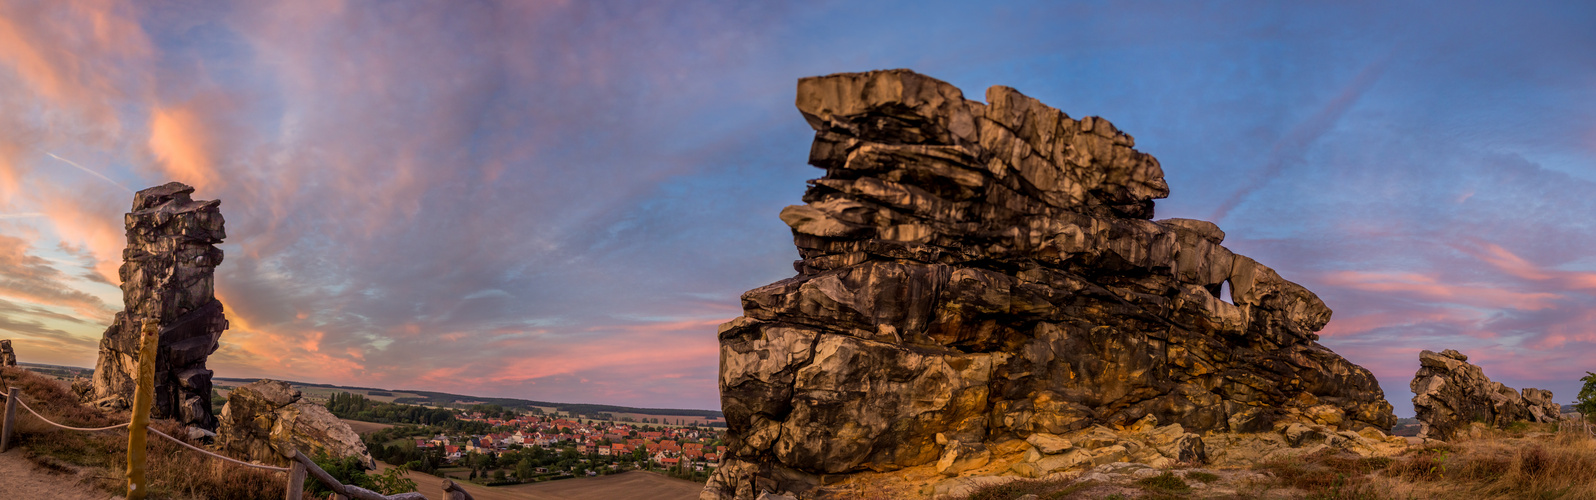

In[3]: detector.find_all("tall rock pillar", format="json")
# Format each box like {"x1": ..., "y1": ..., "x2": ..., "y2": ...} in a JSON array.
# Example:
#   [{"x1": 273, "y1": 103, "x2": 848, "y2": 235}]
[{"x1": 90, "y1": 182, "x2": 228, "y2": 430}]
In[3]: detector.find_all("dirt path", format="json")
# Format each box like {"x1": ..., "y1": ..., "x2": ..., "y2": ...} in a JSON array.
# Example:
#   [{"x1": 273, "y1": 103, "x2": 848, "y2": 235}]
[{"x1": 0, "y1": 451, "x2": 120, "y2": 500}]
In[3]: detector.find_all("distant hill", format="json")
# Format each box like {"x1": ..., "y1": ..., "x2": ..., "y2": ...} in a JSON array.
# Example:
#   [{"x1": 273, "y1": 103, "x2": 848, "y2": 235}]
[{"x1": 14, "y1": 363, "x2": 722, "y2": 421}]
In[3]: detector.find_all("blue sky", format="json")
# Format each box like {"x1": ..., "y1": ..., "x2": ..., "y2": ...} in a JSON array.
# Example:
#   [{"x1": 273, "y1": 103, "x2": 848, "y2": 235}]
[{"x1": 0, "y1": 1, "x2": 1592, "y2": 414}]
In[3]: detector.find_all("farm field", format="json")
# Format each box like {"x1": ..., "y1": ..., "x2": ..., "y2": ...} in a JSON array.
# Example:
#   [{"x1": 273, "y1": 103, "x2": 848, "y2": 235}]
[{"x1": 376, "y1": 463, "x2": 700, "y2": 500}]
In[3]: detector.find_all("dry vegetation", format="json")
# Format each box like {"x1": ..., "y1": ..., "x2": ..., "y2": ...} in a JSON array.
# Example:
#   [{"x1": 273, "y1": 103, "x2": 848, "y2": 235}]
[
  {"x1": 964, "y1": 423, "x2": 1596, "y2": 500},
  {"x1": 1, "y1": 366, "x2": 294, "y2": 499}
]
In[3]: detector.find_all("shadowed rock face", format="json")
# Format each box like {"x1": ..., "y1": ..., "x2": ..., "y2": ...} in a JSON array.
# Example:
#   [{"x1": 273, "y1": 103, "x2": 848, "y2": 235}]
[
  {"x1": 1411, "y1": 349, "x2": 1561, "y2": 441},
  {"x1": 216, "y1": 380, "x2": 375, "y2": 469},
  {"x1": 703, "y1": 69, "x2": 1395, "y2": 499},
  {"x1": 0, "y1": 339, "x2": 14, "y2": 366},
  {"x1": 90, "y1": 182, "x2": 228, "y2": 430}
]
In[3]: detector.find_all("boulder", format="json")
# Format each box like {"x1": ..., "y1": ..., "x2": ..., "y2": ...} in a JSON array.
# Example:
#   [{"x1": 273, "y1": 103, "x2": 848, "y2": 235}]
[
  {"x1": 703, "y1": 70, "x2": 1395, "y2": 500},
  {"x1": 89, "y1": 182, "x2": 228, "y2": 429},
  {"x1": 215, "y1": 380, "x2": 374, "y2": 469},
  {"x1": 0, "y1": 339, "x2": 14, "y2": 366},
  {"x1": 1410, "y1": 349, "x2": 1562, "y2": 440}
]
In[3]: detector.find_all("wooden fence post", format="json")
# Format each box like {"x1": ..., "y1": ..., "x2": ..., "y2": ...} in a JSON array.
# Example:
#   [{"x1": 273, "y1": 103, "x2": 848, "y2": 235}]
[
  {"x1": 126, "y1": 321, "x2": 160, "y2": 500},
  {"x1": 1, "y1": 387, "x2": 16, "y2": 452},
  {"x1": 286, "y1": 459, "x2": 306, "y2": 500}
]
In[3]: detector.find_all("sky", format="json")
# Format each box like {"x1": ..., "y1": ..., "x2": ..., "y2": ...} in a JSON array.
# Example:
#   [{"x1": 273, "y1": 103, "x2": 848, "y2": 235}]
[{"x1": 0, "y1": 1, "x2": 1591, "y2": 415}]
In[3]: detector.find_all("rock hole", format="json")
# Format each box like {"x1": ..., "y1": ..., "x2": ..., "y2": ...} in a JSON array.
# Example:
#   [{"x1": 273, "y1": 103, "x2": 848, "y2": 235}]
[{"x1": 1219, "y1": 280, "x2": 1233, "y2": 305}]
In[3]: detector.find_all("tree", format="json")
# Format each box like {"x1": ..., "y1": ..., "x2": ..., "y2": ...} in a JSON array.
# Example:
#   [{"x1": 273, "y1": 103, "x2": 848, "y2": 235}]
[
  {"x1": 516, "y1": 458, "x2": 534, "y2": 480},
  {"x1": 1577, "y1": 371, "x2": 1596, "y2": 422}
]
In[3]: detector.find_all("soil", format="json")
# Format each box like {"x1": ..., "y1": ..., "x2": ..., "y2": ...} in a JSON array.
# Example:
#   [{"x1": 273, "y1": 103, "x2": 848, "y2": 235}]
[{"x1": 0, "y1": 450, "x2": 120, "y2": 500}]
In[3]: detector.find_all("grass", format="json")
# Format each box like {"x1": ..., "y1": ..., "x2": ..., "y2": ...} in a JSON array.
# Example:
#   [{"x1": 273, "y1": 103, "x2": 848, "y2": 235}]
[
  {"x1": 1184, "y1": 471, "x2": 1219, "y2": 483},
  {"x1": 1, "y1": 366, "x2": 298, "y2": 499},
  {"x1": 1385, "y1": 432, "x2": 1596, "y2": 499},
  {"x1": 1134, "y1": 472, "x2": 1190, "y2": 494},
  {"x1": 1251, "y1": 427, "x2": 1596, "y2": 500},
  {"x1": 963, "y1": 476, "x2": 1095, "y2": 500}
]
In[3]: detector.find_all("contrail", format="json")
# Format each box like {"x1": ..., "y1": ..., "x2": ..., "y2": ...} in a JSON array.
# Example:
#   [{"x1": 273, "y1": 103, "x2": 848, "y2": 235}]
[
  {"x1": 0, "y1": 212, "x2": 45, "y2": 219},
  {"x1": 45, "y1": 152, "x2": 133, "y2": 193},
  {"x1": 1209, "y1": 56, "x2": 1392, "y2": 222}
]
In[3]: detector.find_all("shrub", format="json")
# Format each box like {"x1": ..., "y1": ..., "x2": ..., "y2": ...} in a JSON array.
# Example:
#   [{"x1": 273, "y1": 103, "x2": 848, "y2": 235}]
[{"x1": 1134, "y1": 472, "x2": 1190, "y2": 494}]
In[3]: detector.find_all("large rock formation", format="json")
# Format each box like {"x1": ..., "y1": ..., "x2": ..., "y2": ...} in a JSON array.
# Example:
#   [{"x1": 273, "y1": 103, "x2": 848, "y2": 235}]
[
  {"x1": 1, "y1": 339, "x2": 14, "y2": 366},
  {"x1": 704, "y1": 70, "x2": 1395, "y2": 499},
  {"x1": 216, "y1": 380, "x2": 375, "y2": 469},
  {"x1": 90, "y1": 182, "x2": 228, "y2": 429},
  {"x1": 1410, "y1": 349, "x2": 1561, "y2": 441}
]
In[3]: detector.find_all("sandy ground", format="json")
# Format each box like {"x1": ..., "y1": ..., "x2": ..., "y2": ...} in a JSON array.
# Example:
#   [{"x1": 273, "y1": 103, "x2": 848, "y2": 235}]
[
  {"x1": 0, "y1": 451, "x2": 120, "y2": 500},
  {"x1": 340, "y1": 418, "x2": 396, "y2": 435},
  {"x1": 376, "y1": 462, "x2": 701, "y2": 500}
]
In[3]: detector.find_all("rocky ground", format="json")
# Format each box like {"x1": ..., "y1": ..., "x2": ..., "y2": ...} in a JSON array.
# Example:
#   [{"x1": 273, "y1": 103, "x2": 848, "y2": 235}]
[{"x1": 935, "y1": 423, "x2": 1596, "y2": 500}]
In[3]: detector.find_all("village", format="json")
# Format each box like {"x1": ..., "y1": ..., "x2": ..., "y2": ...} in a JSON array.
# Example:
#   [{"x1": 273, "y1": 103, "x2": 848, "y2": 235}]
[{"x1": 363, "y1": 407, "x2": 728, "y2": 484}]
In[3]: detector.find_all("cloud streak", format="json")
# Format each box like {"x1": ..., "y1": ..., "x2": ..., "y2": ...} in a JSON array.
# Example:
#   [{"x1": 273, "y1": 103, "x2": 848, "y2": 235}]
[{"x1": 45, "y1": 152, "x2": 131, "y2": 193}]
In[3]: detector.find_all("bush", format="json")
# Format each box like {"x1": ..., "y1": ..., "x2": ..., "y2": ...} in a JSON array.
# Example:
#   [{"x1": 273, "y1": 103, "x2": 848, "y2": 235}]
[{"x1": 1134, "y1": 472, "x2": 1190, "y2": 494}]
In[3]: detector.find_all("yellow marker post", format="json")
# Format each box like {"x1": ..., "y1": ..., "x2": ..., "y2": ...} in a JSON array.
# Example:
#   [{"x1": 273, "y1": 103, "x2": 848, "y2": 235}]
[{"x1": 126, "y1": 321, "x2": 160, "y2": 500}]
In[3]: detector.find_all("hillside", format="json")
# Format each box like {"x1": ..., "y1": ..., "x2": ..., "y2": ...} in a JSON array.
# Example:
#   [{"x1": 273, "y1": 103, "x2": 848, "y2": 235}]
[{"x1": 15, "y1": 363, "x2": 722, "y2": 423}]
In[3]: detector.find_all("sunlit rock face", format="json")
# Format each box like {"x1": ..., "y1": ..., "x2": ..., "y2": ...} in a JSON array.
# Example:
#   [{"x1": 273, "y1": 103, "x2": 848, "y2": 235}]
[
  {"x1": 90, "y1": 182, "x2": 228, "y2": 430},
  {"x1": 703, "y1": 69, "x2": 1395, "y2": 499},
  {"x1": 216, "y1": 380, "x2": 375, "y2": 469},
  {"x1": 1411, "y1": 349, "x2": 1561, "y2": 441}
]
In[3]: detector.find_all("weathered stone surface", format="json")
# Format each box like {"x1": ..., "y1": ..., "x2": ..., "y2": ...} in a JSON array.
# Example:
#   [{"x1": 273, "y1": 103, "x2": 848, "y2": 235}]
[
  {"x1": 1410, "y1": 349, "x2": 1562, "y2": 440},
  {"x1": 89, "y1": 182, "x2": 228, "y2": 429},
  {"x1": 216, "y1": 380, "x2": 374, "y2": 469},
  {"x1": 703, "y1": 69, "x2": 1394, "y2": 500},
  {"x1": 0, "y1": 339, "x2": 14, "y2": 366}
]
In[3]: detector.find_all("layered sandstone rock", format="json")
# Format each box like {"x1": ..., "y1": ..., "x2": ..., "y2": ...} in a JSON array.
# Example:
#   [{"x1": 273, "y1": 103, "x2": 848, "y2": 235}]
[
  {"x1": 1, "y1": 339, "x2": 14, "y2": 366},
  {"x1": 1410, "y1": 349, "x2": 1561, "y2": 441},
  {"x1": 704, "y1": 70, "x2": 1395, "y2": 499},
  {"x1": 216, "y1": 380, "x2": 375, "y2": 468},
  {"x1": 89, "y1": 182, "x2": 228, "y2": 429}
]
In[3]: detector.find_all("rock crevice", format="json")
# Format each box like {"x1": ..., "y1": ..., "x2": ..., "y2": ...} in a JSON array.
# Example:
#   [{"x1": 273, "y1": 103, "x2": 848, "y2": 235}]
[{"x1": 705, "y1": 70, "x2": 1395, "y2": 499}]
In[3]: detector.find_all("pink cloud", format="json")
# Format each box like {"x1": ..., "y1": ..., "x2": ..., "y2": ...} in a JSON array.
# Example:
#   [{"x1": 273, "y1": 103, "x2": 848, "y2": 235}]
[{"x1": 1320, "y1": 269, "x2": 1563, "y2": 310}]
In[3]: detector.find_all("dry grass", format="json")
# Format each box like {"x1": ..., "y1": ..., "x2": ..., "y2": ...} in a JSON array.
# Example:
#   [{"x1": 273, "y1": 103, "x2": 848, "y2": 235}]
[
  {"x1": 1385, "y1": 432, "x2": 1596, "y2": 500},
  {"x1": 2, "y1": 366, "x2": 298, "y2": 499},
  {"x1": 962, "y1": 476, "x2": 1085, "y2": 500},
  {"x1": 1257, "y1": 427, "x2": 1596, "y2": 500}
]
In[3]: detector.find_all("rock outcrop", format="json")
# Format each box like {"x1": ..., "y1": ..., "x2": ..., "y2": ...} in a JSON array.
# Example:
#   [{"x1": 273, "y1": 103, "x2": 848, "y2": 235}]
[
  {"x1": 216, "y1": 380, "x2": 375, "y2": 469},
  {"x1": 704, "y1": 70, "x2": 1395, "y2": 500},
  {"x1": 89, "y1": 182, "x2": 228, "y2": 429},
  {"x1": 1, "y1": 339, "x2": 14, "y2": 366},
  {"x1": 1410, "y1": 349, "x2": 1561, "y2": 440}
]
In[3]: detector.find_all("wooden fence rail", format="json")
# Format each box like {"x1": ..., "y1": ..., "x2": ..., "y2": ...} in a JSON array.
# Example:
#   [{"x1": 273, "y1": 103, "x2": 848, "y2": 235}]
[
  {"x1": 1558, "y1": 414, "x2": 1594, "y2": 438},
  {"x1": 1, "y1": 386, "x2": 466, "y2": 500}
]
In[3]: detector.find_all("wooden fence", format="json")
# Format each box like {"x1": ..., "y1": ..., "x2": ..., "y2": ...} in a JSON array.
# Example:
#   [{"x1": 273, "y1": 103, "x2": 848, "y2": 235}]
[{"x1": 1, "y1": 386, "x2": 468, "y2": 499}]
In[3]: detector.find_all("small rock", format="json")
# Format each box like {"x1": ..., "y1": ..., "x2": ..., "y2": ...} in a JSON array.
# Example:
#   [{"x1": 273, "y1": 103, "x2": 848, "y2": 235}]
[
  {"x1": 936, "y1": 440, "x2": 991, "y2": 475},
  {"x1": 1026, "y1": 433, "x2": 1074, "y2": 454}
]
